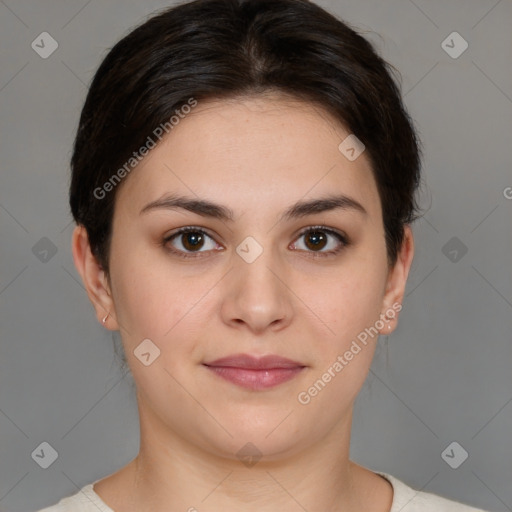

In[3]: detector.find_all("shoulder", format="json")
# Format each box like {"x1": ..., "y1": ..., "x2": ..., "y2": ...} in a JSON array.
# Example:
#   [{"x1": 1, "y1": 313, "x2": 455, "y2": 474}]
[
  {"x1": 35, "y1": 483, "x2": 114, "y2": 512},
  {"x1": 377, "y1": 472, "x2": 489, "y2": 512}
]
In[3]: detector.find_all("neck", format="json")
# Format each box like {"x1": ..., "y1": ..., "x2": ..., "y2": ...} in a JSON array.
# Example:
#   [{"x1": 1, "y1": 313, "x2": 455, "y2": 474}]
[{"x1": 117, "y1": 405, "x2": 373, "y2": 512}]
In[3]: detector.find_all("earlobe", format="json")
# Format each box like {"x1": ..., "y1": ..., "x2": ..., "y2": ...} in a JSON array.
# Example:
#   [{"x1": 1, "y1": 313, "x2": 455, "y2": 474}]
[
  {"x1": 71, "y1": 225, "x2": 118, "y2": 330},
  {"x1": 379, "y1": 225, "x2": 415, "y2": 334}
]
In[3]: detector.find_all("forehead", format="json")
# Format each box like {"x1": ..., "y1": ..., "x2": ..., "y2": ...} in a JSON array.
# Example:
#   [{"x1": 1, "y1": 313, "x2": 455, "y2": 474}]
[{"x1": 114, "y1": 94, "x2": 381, "y2": 222}]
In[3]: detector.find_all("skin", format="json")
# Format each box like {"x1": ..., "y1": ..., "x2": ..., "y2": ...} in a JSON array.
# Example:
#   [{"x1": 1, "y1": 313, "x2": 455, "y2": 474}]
[{"x1": 72, "y1": 93, "x2": 414, "y2": 512}]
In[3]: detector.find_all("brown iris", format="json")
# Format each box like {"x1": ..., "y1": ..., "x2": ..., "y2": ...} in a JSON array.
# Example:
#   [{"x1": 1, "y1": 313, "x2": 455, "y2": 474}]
[
  {"x1": 304, "y1": 230, "x2": 328, "y2": 251},
  {"x1": 181, "y1": 231, "x2": 205, "y2": 251}
]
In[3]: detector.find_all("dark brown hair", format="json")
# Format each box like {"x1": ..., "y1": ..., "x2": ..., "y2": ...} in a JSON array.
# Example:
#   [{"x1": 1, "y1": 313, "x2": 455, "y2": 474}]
[{"x1": 70, "y1": 0, "x2": 423, "y2": 272}]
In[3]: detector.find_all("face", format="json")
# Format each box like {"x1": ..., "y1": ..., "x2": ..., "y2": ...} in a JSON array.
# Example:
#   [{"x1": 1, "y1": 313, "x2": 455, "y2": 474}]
[{"x1": 74, "y1": 94, "x2": 413, "y2": 462}]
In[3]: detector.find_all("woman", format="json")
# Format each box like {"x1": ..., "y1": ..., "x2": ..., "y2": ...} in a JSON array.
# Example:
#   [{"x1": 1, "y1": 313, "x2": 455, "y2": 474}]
[{"x1": 37, "y1": 0, "x2": 489, "y2": 510}]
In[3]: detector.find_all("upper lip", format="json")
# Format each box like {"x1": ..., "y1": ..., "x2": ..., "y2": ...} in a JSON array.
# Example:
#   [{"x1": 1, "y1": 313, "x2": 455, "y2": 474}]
[{"x1": 204, "y1": 354, "x2": 305, "y2": 370}]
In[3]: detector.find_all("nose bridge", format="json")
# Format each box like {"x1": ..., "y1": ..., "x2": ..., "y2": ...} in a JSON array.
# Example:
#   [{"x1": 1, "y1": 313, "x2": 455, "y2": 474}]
[
  {"x1": 222, "y1": 234, "x2": 293, "y2": 332},
  {"x1": 233, "y1": 234, "x2": 282, "y2": 298}
]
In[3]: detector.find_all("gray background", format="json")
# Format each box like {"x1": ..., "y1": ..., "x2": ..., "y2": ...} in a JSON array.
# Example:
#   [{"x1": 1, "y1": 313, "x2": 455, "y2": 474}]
[{"x1": 0, "y1": 0, "x2": 511, "y2": 511}]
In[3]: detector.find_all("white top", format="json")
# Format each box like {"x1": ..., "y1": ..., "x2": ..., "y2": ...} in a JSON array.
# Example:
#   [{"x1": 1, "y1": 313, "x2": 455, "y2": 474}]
[{"x1": 36, "y1": 472, "x2": 489, "y2": 512}]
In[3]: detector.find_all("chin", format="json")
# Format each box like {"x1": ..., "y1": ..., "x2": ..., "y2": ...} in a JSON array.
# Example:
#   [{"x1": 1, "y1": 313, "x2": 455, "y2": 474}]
[{"x1": 195, "y1": 413, "x2": 319, "y2": 464}]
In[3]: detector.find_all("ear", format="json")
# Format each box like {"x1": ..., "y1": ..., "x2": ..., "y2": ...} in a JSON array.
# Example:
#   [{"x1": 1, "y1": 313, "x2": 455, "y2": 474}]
[
  {"x1": 71, "y1": 225, "x2": 119, "y2": 330},
  {"x1": 379, "y1": 225, "x2": 415, "y2": 334}
]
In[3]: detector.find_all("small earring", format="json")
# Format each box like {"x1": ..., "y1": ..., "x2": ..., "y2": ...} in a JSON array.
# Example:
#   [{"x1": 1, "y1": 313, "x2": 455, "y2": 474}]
[{"x1": 102, "y1": 312, "x2": 109, "y2": 324}]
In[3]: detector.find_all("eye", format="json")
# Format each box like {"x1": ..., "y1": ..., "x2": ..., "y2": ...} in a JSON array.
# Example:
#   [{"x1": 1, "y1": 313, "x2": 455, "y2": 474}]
[
  {"x1": 290, "y1": 226, "x2": 349, "y2": 257},
  {"x1": 163, "y1": 227, "x2": 220, "y2": 259},
  {"x1": 163, "y1": 225, "x2": 349, "y2": 260}
]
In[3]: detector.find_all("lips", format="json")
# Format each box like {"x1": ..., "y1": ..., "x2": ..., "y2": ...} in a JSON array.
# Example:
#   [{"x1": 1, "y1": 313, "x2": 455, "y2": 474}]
[
  {"x1": 203, "y1": 354, "x2": 306, "y2": 390},
  {"x1": 205, "y1": 354, "x2": 304, "y2": 370}
]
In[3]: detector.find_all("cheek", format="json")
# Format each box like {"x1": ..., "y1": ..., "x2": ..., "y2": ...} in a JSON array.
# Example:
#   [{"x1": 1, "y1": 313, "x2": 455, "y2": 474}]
[
  {"x1": 303, "y1": 257, "x2": 387, "y2": 345},
  {"x1": 295, "y1": 267, "x2": 386, "y2": 412},
  {"x1": 109, "y1": 248, "x2": 194, "y2": 344}
]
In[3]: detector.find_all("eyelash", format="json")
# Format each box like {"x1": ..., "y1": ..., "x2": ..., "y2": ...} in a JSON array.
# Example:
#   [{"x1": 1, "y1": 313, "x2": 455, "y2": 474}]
[{"x1": 162, "y1": 225, "x2": 350, "y2": 260}]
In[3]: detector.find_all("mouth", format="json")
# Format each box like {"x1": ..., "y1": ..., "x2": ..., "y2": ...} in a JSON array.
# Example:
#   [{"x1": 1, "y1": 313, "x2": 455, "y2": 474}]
[{"x1": 202, "y1": 354, "x2": 306, "y2": 390}]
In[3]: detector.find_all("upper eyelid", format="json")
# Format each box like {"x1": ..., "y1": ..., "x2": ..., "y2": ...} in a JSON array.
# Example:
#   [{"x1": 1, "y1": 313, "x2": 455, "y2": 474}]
[{"x1": 164, "y1": 225, "x2": 217, "y2": 242}]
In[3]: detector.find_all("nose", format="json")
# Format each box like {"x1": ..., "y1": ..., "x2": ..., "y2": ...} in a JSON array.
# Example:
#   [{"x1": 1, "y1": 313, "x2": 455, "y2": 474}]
[{"x1": 220, "y1": 244, "x2": 294, "y2": 335}]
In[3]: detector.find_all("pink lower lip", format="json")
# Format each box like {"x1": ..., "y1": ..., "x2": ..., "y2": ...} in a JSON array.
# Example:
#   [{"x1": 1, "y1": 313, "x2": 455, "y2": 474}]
[{"x1": 205, "y1": 365, "x2": 304, "y2": 390}]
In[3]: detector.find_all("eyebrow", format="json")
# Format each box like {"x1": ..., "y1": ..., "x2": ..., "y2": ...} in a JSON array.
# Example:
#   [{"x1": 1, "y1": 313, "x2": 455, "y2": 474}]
[{"x1": 140, "y1": 193, "x2": 367, "y2": 221}]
